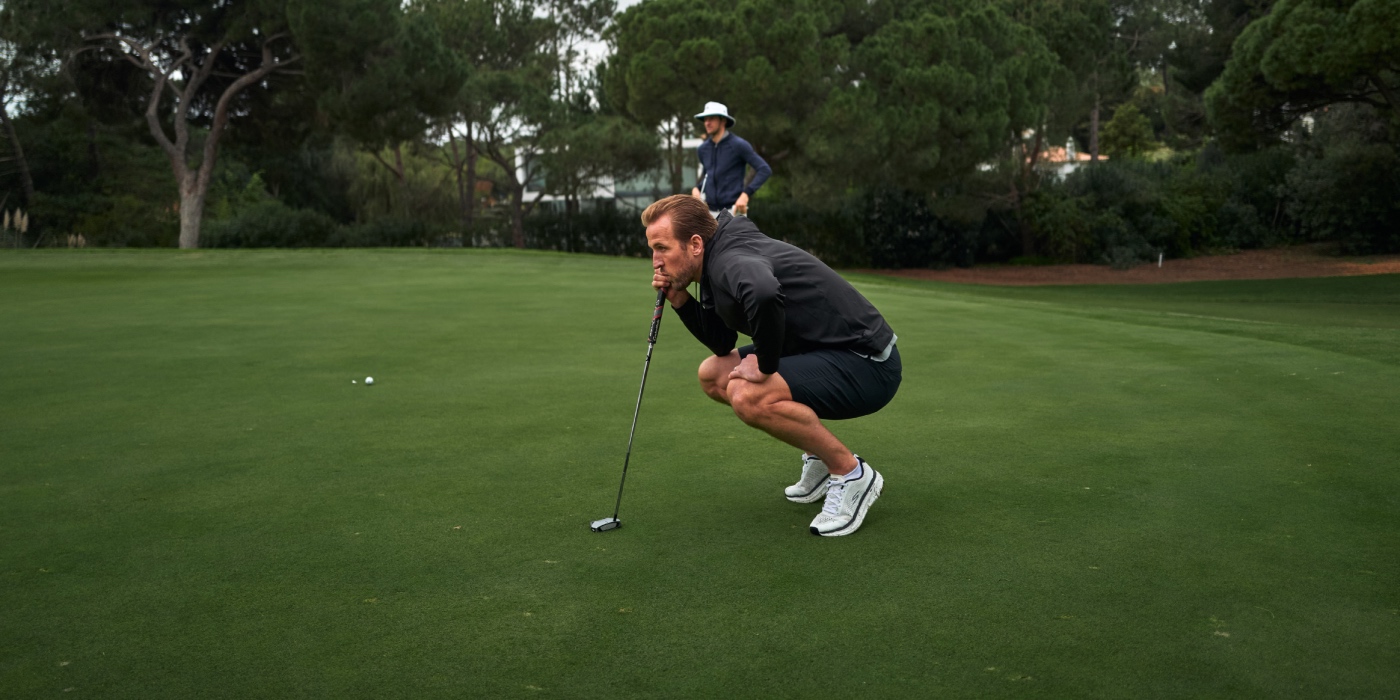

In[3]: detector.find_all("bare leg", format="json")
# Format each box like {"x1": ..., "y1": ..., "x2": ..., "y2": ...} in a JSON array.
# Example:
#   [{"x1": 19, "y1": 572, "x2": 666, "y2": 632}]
[
  {"x1": 697, "y1": 351, "x2": 742, "y2": 405},
  {"x1": 727, "y1": 372, "x2": 858, "y2": 476}
]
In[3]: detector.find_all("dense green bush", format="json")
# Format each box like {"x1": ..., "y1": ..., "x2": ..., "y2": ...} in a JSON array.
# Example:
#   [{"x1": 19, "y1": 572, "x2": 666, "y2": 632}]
[
  {"x1": 1026, "y1": 161, "x2": 1172, "y2": 267},
  {"x1": 12, "y1": 107, "x2": 182, "y2": 247},
  {"x1": 1285, "y1": 105, "x2": 1400, "y2": 254},
  {"x1": 205, "y1": 203, "x2": 445, "y2": 248},
  {"x1": 750, "y1": 199, "x2": 867, "y2": 268},
  {"x1": 861, "y1": 187, "x2": 980, "y2": 269},
  {"x1": 1101, "y1": 104, "x2": 1158, "y2": 158},
  {"x1": 1196, "y1": 143, "x2": 1296, "y2": 249},
  {"x1": 203, "y1": 200, "x2": 339, "y2": 248},
  {"x1": 45, "y1": 193, "x2": 180, "y2": 248},
  {"x1": 1021, "y1": 147, "x2": 1298, "y2": 267},
  {"x1": 334, "y1": 217, "x2": 431, "y2": 247},
  {"x1": 522, "y1": 204, "x2": 648, "y2": 257},
  {"x1": 751, "y1": 189, "x2": 992, "y2": 269}
]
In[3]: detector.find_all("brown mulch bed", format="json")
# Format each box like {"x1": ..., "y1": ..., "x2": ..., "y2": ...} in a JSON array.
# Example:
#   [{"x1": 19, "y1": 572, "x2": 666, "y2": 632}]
[{"x1": 868, "y1": 245, "x2": 1400, "y2": 286}]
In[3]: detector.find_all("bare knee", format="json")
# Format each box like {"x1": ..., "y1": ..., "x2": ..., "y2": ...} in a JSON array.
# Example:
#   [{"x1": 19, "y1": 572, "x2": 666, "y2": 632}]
[
  {"x1": 728, "y1": 382, "x2": 770, "y2": 426},
  {"x1": 698, "y1": 354, "x2": 736, "y2": 404}
]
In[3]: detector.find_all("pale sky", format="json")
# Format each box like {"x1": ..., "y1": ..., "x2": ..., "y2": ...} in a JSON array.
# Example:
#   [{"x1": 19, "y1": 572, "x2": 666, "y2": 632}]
[{"x1": 578, "y1": 0, "x2": 645, "y2": 67}]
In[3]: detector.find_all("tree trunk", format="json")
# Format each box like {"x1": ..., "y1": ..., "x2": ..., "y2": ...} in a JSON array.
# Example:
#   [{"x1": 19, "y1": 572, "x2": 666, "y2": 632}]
[
  {"x1": 670, "y1": 115, "x2": 684, "y2": 195},
  {"x1": 1161, "y1": 62, "x2": 1174, "y2": 139},
  {"x1": 1022, "y1": 128, "x2": 1043, "y2": 185},
  {"x1": 105, "y1": 32, "x2": 298, "y2": 248},
  {"x1": 1371, "y1": 73, "x2": 1399, "y2": 114},
  {"x1": 0, "y1": 100, "x2": 35, "y2": 207},
  {"x1": 510, "y1": 181, "x2": 526, "y2": 249},
  {"x1": 393, "y1": 144, "x2": 410, "y2": 216},
  {"x1": 178, "y1": 176, "x2": 207, "y2": 249},
  {"x1": 1089, "y1": 91, "x2": 1101, "y2": 163},
  {"x1": 466, "y1": 123, "x2": 477, "y2": 235},
  {"x1": 565, "y1": 192, "x2": 575, "y2": 253},
  {"x1": 370, "y1": 144, "x2": 409, "y2": 215},
  {"x1": 450, "y1": 134, "x2": 468, "y2": 229},
  {"x1": 1017, "y1": 128, "x2": 1042, "y2": 258},
  {"x1": 446, "y1": 128, "x2": 473, "y2": 241},
  {"x1": 372, "y1": 146, "x2": 407, "y2": 182},
  {"x1": 87, "y1": 122, "x2": 102, "y2": 182}
]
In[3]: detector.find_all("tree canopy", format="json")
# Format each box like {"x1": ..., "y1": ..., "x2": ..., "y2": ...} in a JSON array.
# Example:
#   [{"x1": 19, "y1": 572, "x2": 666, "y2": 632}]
[
  {"x1": 1207, "y1": 0, "x2": 1400, "y2": 150},
  {"x1": 1, "y1": 0, "x2": 1396, "y2": 259},
  {"x1": 800, "y1": 1, "x2": 1056, "y2": 198}
]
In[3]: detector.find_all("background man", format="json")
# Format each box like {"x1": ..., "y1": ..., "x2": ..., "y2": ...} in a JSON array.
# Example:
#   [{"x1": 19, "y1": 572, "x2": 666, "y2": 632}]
[
  {"x1": 690, "y1": 102, "x2": 772, "y2": 216},
  {"x1": 643, "y1": 194, "x2": 902, "y2": 536}
]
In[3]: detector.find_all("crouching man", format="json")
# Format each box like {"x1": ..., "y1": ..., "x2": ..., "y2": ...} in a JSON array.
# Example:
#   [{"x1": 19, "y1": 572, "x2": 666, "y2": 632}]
[{"x1": 643, "y1": 195, "x2": 902, "y2": 536}]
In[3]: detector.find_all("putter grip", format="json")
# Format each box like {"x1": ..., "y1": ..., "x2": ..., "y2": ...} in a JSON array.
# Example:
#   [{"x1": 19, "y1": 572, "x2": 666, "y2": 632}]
[{"x1": 648, "y1": 289, "x2": 665, "y2": 344}]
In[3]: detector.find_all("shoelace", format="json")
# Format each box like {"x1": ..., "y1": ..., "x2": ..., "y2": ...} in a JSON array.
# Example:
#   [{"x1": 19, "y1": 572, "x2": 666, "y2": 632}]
[{"x1": 820, "y1": 478, "x2": 846, "y2": 517}]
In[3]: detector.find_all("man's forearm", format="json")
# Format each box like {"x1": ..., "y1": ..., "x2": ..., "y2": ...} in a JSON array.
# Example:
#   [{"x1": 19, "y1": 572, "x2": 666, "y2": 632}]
[
  {"x1": 748, "y1": 304, "x2": 785, "y2": 374},
  {"x1": 743, "y1": 146, "x2": 772, "y2": 195},
  {"x1": 673, "y1": 297, "x2": 738, "y2": 356},
  {"x1": 740, "y1": 284, "x2": 786, "y2": 374}
]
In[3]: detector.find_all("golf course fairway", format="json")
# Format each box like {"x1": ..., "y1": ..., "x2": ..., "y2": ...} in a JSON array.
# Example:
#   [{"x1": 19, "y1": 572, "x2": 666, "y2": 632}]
[{"x1": 2, "y1": 250, "x2": 1397, "y2": 698}]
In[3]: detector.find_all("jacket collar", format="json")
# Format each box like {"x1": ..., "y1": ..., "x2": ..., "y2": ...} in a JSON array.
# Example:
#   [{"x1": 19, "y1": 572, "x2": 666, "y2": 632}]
[
  {"x1": 704, "y1": 131, "x2": 731, "y2": 148},
  {"x1": 699, "y1": 212, "x2": 735, "y2": 307}
]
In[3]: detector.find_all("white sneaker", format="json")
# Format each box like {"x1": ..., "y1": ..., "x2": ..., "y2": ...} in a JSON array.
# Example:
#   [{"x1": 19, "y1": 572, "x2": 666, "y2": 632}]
[
  {"x1": 809, "y1": 456, "x2": 883, "y2": 537},
  {"x1": 784, "y1": 453, "x2": 829, "y2": 503}
]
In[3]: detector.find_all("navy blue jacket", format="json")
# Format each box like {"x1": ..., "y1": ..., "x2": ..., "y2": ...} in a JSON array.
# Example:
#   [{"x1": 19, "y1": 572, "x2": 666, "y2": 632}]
[
  {"x1": 673, "y1": 213, "x2": 896, "y2": 375},
  {"x1": 696, "y1": 132, "x2": 772, "y2": 210}
]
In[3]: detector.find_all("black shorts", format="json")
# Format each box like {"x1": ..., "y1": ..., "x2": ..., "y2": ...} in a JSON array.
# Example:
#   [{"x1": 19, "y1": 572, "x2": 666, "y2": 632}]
[{"x1": 738, "y1": 344, "x2": 902, "y2": 420}]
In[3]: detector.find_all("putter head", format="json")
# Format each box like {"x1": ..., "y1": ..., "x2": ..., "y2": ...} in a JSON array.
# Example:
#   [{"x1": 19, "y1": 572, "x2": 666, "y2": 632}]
[{"x1": 590, "y1": 517, "x2": 622, "y2": 532}]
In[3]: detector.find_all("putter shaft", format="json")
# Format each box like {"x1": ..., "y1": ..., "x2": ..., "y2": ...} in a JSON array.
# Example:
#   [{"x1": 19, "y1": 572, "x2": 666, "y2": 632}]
[{"x1": 609, "y1": 289, "x2": 667, "y2": 522}]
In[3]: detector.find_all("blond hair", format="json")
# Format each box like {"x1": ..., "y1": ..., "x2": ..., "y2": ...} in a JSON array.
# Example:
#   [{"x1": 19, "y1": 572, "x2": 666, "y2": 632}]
[{"x1": 641, "y1": 195, "x2": 717, "y2": 243}]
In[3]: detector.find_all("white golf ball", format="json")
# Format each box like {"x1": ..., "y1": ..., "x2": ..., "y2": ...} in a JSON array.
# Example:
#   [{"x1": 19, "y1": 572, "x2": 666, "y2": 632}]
[{"x1": 365, "y1": 377, "x2": 374, "y2": 385}]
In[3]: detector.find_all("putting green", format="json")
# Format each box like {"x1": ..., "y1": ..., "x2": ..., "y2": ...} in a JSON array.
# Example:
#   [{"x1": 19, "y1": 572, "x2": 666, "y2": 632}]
[{"x1": 2, "y1": 250, "x2": 1397, "y2": 698}]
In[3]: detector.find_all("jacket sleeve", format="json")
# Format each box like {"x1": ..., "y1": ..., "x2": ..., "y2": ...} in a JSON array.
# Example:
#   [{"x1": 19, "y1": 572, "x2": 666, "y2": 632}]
[
  {"x1": 728, "y1": 257, "x2": 785, "y2": 374},
  {"x1": 741, "y1": 142, "x2": 772, "y2": 196},
  {"x1": 673, "y1": 296, "x2": 737, "y2": 357}
]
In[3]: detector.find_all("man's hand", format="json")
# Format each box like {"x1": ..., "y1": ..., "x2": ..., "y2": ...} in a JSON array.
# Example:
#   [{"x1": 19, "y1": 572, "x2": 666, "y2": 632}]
[
  {"x1": 691, "y1": 187, "x2": 704, "y2": 201},
  {"x1": 728, "y1": 352, "x2": 770, "y2": 383},
  {"x1": 653, "y1": 271, "x2": 692, "y2": 307},
  {"x1": 734, "y1": 192, "x2": 750, "y2": 215}
]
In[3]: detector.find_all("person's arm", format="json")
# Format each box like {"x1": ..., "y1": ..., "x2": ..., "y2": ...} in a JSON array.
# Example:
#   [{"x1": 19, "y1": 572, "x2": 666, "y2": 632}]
[
  {"x1": 673, "y1": 295, "x2": 738, "y2": 357},
  {"x1": 692, "y1": 143, "x2": 708, "y2": 200},
  {"x1": 740, "y1": 142, "x2": 772, "y2": 197},
  {"x1": 728, "y1": 257, "x2": 785, "y2": 374},
  {"x1": 733, "y1": 141, "x2": 771, "y2": 213}
]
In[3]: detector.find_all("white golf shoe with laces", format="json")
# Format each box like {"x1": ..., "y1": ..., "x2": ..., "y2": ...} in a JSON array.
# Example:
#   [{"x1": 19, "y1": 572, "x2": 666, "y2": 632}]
[
  {"x1": 808, "y1": 456, "x2": 883, "y2": 537},
  {"x1": 784, "y1": 453, "x2": 829, "y2": 503}
]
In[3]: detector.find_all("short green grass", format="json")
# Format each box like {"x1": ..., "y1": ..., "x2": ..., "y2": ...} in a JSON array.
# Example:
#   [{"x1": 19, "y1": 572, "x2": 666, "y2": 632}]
[{"x1": 2, "y1": 250, "x2": 1397, "y2": 699}]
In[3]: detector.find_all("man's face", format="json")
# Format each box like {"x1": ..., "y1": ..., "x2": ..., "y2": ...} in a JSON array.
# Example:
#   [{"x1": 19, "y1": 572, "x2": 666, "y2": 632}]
[
  {"x1": 647, "y1": 215, "x2": 703, "y2": 289},
  {"x1": 703, "y1": 116, "x2": 724, "y2": 136}
]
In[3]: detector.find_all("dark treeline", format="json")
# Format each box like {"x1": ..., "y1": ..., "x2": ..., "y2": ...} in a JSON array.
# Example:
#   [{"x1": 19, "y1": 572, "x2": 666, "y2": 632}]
[{"x1": 0, "y1": 0, "x2": 1396, "y2": 266}]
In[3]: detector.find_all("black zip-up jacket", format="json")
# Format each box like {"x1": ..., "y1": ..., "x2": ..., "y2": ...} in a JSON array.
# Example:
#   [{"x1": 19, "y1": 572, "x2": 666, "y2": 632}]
[{"x1": 672, "y1": 212, "x2": 895, "y2": 375}]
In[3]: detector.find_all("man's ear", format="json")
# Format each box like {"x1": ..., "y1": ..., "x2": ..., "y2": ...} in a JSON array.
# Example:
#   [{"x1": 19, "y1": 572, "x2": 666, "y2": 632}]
[{"x1": 690, "y1": 234, "x2": 705, "y2": 256}]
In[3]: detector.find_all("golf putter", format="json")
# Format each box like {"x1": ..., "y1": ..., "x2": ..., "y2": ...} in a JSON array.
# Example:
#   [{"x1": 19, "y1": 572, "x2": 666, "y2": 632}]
[{"x1": 591, "y1": 289, "x2": 667, "y2": 532}]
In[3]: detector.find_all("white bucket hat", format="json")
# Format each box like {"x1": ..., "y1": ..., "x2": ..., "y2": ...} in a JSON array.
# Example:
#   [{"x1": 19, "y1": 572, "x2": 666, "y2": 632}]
[{"x1": 694, "y1": 101, "x2": 735, "y2": 127}]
